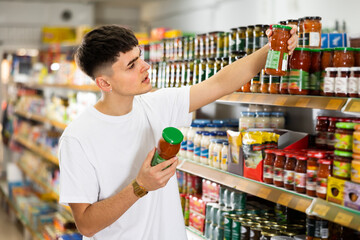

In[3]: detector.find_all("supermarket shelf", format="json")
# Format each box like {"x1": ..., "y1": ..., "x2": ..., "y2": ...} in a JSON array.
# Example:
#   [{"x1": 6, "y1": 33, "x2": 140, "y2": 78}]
[
  {"x1": 217, "y1": 92, "x2": 348, "y2": 111},
  {"x1": 15, "y1": 110, "x2": 67, "y2": 131},
  {"x1": 343, "y1": 98, "x2": 360, "y2": 115},
  {"x1": 186, "y1": 227, "x2": 206, "y2": 240},
  {"x1": 18, "y1": 82, "x2": 100, "y2": 92},
  {"x1": 0, "y1": 180, "x2": 44, "y2": 240},
  {"x1": 14, "y1": 135, "x2": 59, "y2": 165}
]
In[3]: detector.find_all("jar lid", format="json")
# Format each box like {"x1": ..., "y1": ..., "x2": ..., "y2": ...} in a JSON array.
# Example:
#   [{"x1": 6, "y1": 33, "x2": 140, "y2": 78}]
[
  {"x1": 294, "y1": 47, "x2": 312, "y2": 52},
  {"x1": 336, "y1": 122, "x2": 356, "y2": 129},
  {"x1": 209, "y1": 31, "x2": 225, "y2": 34},
  {"x1": 317, "y1": 116, "x2": 328, "y2": 120},
  {"x1": 307, "y1": 151, "x2": 326, "y2": 159},
  {"x1": 285, "y1": 153, "x2": 295, "y2": 158},
  {"x1": 209, "y1": 131, "x2": 217, "y2": 137},
  {"x1": 162, "y1": 127, "x2": 184, "y2": 145},
  {"x1": 305, "y1": 16, "x2": 321, "y2": 20},
  {"x1": 319, "y1": 159, "x2": 332, "y2": 165},
  {"x1": 296, "y1": 156, "x2": 308, "y2": 160},
  {"x1": 241, "y1": 111, "x2": 256, "y2": 117},
  {"x1": 325, "y1": 67, "x2": 338, "y2": 71},
  {"x1": 215, "y1": 57, "x2": 223, "y2": 61},
  {"x1": 247, "y1": 25, "x2": 255, "y2": 28},
  {"x1": 355, "y1": 124, "x2": 360, "y2": 131},
  {"x1": 353, "y1": 48, "x2": 360, "y2": 51},
  {"x1": 265, "y1": 149, "x2": 275, "y2": 154},
  {"x1": 230, "y1": 27, "x2": 238, "y2": 31},
  {"x1": 353, "y1": 153, "x2": 360, "y2": 160},
  {"x1": 271, "y1": 112, "x2": 284, "y2": 117},
  {"x1": 196, "y1": 131, "x2": 203, "y2": 135},
  {"x1": 328, "y1": 117, "x2": 338, "y2": 121},
  {"x1": 334, "y1": 47, "x2": 354, "y2": 51},
  {"x1": 287, "y1": 19, "x2": 299, "y2": 23},
  {"x1": 191, "y1": 123, "x2": 206, "y2": 128},
  {"x1": 256, "y1": 112, "x2": 271, "y2": 116},
  {"x1": 222, "y1": 57, "x2": 229, "y2": 61},
  {"x1": 207, "y1": 57, "x2": 216, "y2": 61},
  {"x1": 223, "y1": 141, "x2": 229, "y2": 146},
  {"x1": 338, "y1": 118, "x2": 353, "y2": 122},
  {"x1": 275, "y1": 150, "x2": 286, "y2": 156},
  {"x1": 216, "y1": 131, "x2": 227, "y2": 136},
  {"x1": 338, "y1": 67, "x2": 351, "y2": 71},
  {"x1": 334, "y1": 150, "x2": 353, "y2": 158},
  {"x1": 202, "y1": 131, "x2": 210, "y2": 136},
  {"x1": 310, "y1": 48, "x2": 322, "y2": 52},
  {"x1": 272, "y1": 24, "x2": 292, "y2": 30},
  {"x1": 238, "y1": 26, "x2": 247, "y2": 30}
]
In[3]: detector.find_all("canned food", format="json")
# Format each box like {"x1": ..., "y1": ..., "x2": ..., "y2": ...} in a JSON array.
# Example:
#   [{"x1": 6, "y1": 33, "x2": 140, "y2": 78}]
[
  {"x1": 230, "y1": 191, "x2": 247, "y2": 210},
  {"x1": 232, "y1": 218, "x2": 242, "y2": 240},
  {"x1": 224, "y1": 214, "x2": 236, "y2": 240},
  {"x1": 214, "y1": 226, "x2": 225, "y2": 240},
  {"x1": 217, "y1": 207, "x2": 233, "y2": 227},
  {"x1": 205, "y1": 221, "x2": 212, "y2": 239},
  {"x1": 250, "y1": 223, "x2": 262, "y2": 240},
  {"x1": 198, "y1": 58, "x2": 207, "y2": 82},
  {"x1": 224, "y1": 188, "x2": 232, "y2": 208},
  {"x1": 206, "y1": 57, "x2": 215, "y2": 79},
  {"x1": 206, "y1": 203, "x2": 218, "y2": 222},
  {"x1": 211, "y1": 204, "x2": 220, "y2": 225},
  {"x1": 260, "y1": 230, "x2": 277, "y2": 240},
  {"x1": 233, "y1": 209, "x2": 246, "y2": 215}
]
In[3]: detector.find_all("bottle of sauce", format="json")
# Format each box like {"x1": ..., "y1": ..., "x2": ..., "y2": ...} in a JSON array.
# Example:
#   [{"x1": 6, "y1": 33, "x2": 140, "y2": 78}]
[
  {"x1": 327, "y1": 117, "x2": 338, "y2": 150},
  {"x1": 335, "y1": 68, "x2": 350, "y2": 97},
  {"x1": 348, "y1": 67, "x2": 360, "y2": 98},
  {"x1": 294, "y1": 155, "x2": 308, "y2": 193},
  {"x1": 323, "y1": 67, "x2": 337, "y2": 96},
  {"x1": 315, "y1": 116, "x2": 329, "y2": 149},
  {"x1": 265, "y1": 25, "x2": 292, "y2": 76},
  {"x1": 309, "y1": 49, "x2": 322, "y2": 95},
  {"x1": 200, "y1": 132, "x2": 211, "y2": 164},
  {"x1": 306, "y1": 151, "x2": 326, "y2": 197},
  {"x1": 193, "y1": 131, "x2": 204, "y2": 162},
  {"x1": 316, "y1": 159, "x2": 332, "y2": 199},
  {"x1": 333, "y1": 150, "x2": 352, "y2": 180},
  {"x1": 263, "y1": 149, "x2": 276, "y2": 184},
  {"x1": 333, "y1": 47, "x2": 355, "y2": 67},
  {"x1": 320, "y1": 49, "x2": 333, "y2": 95},
  {"x1": 303, "y1": 16, "x2": 322, "y2": 48},
  {"x1": 284, "y1": 153, "x2": 297, "y2": 190},
  {"x1": 288, "y1": 47, "x2": 312, "y2": 95},
  {"x1": 274, "y1": 151, "x2": 286, "y2": 187},
  {"x1": 220, "y1": 141, "x2": 229, "y2": 171},
  {"x1": 151, "y1": 127, "x2": 184, "y2": 166}
]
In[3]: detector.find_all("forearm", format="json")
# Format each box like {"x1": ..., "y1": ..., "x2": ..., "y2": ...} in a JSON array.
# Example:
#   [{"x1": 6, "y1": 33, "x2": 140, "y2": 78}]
[{"x1": 71, "y1": 183, "x2": 139, "y2": 237}]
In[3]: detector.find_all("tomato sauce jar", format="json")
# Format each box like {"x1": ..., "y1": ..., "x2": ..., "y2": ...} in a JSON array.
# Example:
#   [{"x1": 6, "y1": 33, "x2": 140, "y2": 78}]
[
  {"x1": 348, "y1": 67, "x2": 360, "y2": 98},
  {"x1": 273, "y1": 150, "x2": 286, "y2": 187},
  {"x1": 288, "y1": 47, "x2": 312, "y2": 95},
  {"x1": 333, "y1": 47, "x2": 355, "y2": 68},
  {"x1": 294, "y1": 155, "x2": 308, "y2": 194},
  {"x1": 333, "y1": 150, "x2": 352, "y2": 180},
  {"x1": 316, "y1": 159, "x2": 332, "y2": 199},
  {"x1": 323, "y1": 67, "x2": 337, "y2": 96},
  {"x1": 354, "y1": 48, "x2": 360, "y2": 67},
  {"x1": 320, "y1": 48, "x2": 333, "y2": 95},
  {"x1": 303, "y1": 16, "x2": 322, "y2": 48},
  {"x1": 306, "y1": 151, "x2": 326, "y2": 197},
  {"x1": 335, "y1": 67, "x2": 350, "y2": 97},
  {"x1": 309, "y1": 49, "x2": 322, "y2": 95},
  {"x1": 284, "y1": 153, "x2": 297, "y2": 190},
  {"x1": 263, "y1": 149, "x2": 276, "y2": 184},
  {"x1": 315, "y1": 116, "x2": 328, "y2": 149},
  {"x1": 265, "y1": 25, "x2": 292, "y2": 76}
]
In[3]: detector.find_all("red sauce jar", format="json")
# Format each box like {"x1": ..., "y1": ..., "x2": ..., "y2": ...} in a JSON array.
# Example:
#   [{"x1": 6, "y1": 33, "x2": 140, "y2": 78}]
[
  {"x1": 303, "y1": 16, "x2": 322, "y2": 48},
  {"x1": 269, "y1": 76, "x2": 281, "y2": 94},
  {"x1": 284, "y1": 153, "x2": 297, "y2": 190},
  {"x1": 242, "y1": 81, "x2": 251, "y2": 92},
  {"x1": 327, "y1": 117, "x2": 339, "y2": 150},
  {"x1": 320, "y1": 48, "x2": 333, "y2": 96},
  {"x1": 273, "y1": 150, "x2": 286, "y2": 187},
  {"x1": 294, "y1": 155, "x2": 308, "y2": 193},
  {"x1": 323, "y1": 67, "x2": 337, "y2": 96},
  {"x1": 260, "y1": 69, "x2": 270, "y2": 94},
  {"x1": 335, "y1": 67, "x2": 350, "y2": 97},
  {"x1": 309, "y1": 49, "x2": 322, "y2": 95},
  {"x1": 333, "y1": 47, "x2": 355, "y2": 68},
  {"x1": 316, "y1": 159, "x2": 332, "y2": 199},
  {"x1": 348, "y1": 67, "x2": 360, "y2": 98},
  {"x1": 306, "y1": 151, "x2": 326, "y2": 197},
  {"x1": 315, "y1": 116, "x2": 328, "y2": 149},
  {"x1": 333, "y1": 150, "x2": 352, "y2": 180},
  {"x1": 151, "y1": 127, "x2": 184, "y2": 166},
  {"x1": 263, "y1": 149, "x2": 276, "y2": 184},
  {"x1": 355, "y1": 48, "x2": 360, "y2": 67},
  {"x1": 288, "y1": 47, "x2": 312, "y2": 95},
  {"x1": 265, "y1": 25, "x2": 292, "y2": 76}
]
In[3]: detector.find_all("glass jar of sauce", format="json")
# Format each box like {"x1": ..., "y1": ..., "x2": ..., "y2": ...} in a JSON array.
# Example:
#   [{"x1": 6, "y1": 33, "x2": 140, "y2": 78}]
[
  {"x1": 284, "y1": 153, "x2": 297, "y2": 190},
  {"x1": 351, "y1": 153, "x2": 360, "y2": 183},
  {"x1": 335, "y1": 67, "x2": 350, "y2": 97},
  {"x1": 237, "y1": 27, "x2": 247, "y2": 52},
  {"x1": 294, "y1": 155, "x2": 308, "y2": 193},
  {"x1": 333, "y1": 150, "x2": 352, "y2": 180},
  {"x1": 287, "y1": 19, "x2": 299, "y2": 29},
  {"x1": 250, "y1": 73, "x2": 261, "y2": 93},
  {"x1": 320, "y1": 48, "x2": 333, "y2": 95},
  {"x1": 274, "y1": 151, "x2": 286, "y2": 187},
  {"x1": 246, "y1": 25, "x2": 255, "y2": 55},
  {"x1": 269, "y1": 76, "x2": 281, "y2": 94},
  {"x1": 260, "y1": 69, "x2": 270, "y2": 93},
  {"x1": 214, "y1": 57, "x2": 222, "y2": 75},
  {"x1": 151, "y1": 127, "x2": 183, "y2": 166},
  {"x1": 288, "y1": 47, "x2": 312, "y2": 95},
  {"x1": 263, "y1": 149, "x2": 276, "y2": 184},
  {"x1": 303, "y1": 16, "x2": 322, "y2": 48},
  {"x1": 239, "y1": 111, "x2": 256, "y2": 131},
  {"x1": 316, "y1": 159, "x2": 332, "y2": 199},
  {"x1": 306, "y1": 151, "x2": 326, "y2": 197},
  {"x1": 348, "y1": 67, "x2": 360, "y2": 98},
  {"x1": 242, "y1": 81, "x2": 251, "y2": 92},
  {"x1": 333, "y1": 47, "x2": 355, "y2": 67},
  {"x1": 353, "y1": 124, "x2": 360, "y2": 154},
  {"x1": 327, "y1": 117, "x2": 339, "y2": 150},
  {"x1": 354, "y1": 48, "x2": 360, "y2": 67},
  {"x1": 309, "y1": 49, "x2": 322, "y2": 95},
  {"x1": 280, "y1": 60, "x2": 291, "y2": 94},
  {"x1": 265, "y1": 25, "x2": 292, "y2": 76},
  {"x1": 334, "y1": 122, "x2": 356, "y2": 152},
  {"x1": 255, "y1": 112, "x2": 271, "y2": 128},
  {"x1": 323, "y1": 67, "x2": 337, "y2": 96},
  {"x1": 315, "y1": 116, "x2": 328, "y2": 149}
]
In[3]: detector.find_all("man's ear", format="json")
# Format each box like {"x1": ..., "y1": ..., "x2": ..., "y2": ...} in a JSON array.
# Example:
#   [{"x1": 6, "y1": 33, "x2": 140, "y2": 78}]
[{"x1": 95, "y1": 77, "x2": 112, "y2": 92}]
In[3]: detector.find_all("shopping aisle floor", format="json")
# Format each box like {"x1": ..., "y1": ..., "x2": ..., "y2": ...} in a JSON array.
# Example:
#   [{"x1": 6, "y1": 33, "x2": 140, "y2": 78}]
[{"x1": 0, "y1": 205, "x2": 23, "y2": 240}]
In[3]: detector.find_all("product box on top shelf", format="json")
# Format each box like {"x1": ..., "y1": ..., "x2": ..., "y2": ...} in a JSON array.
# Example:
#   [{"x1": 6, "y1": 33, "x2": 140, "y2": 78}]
[
  {"x1": 327, "y1": 176, "x2": 346, "y2": 205},
  {"x1": 321, "y1": 33, "x2": 348, "y2": 48},
  {"x1": 227, "y1": 129, "x2": 308, "y2": 182},
  {"x1": 344, "y1": 181, "x2": 360, "y2": 210}
]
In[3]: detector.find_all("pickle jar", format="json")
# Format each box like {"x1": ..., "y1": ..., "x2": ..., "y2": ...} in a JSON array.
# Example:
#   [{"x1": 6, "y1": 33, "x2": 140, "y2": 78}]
[
  {"x1": 265, "y1": 25, "x2": 292, "y2": 76},
  {"x1": 250, "y1": 73, "x2": 261, "y2": 93},
  {"x1": 198, "y1": 58, "x2": 207, "y2": 82},
  {"x1": 185, "y1": 60, "x2": 194, "y2": 86},
  {"x1": 192, "y1": 59, "x2": 200, "y2": 85},
  {"x1": 303, "y1": 16, "x2": 322, "y2": 48},
  {"x1": 288, "y1": 47, "x2": 312, "y2": 95},
  {"x1": 333, "y1": 47, "x2": 355, "y2": 67},
  {"x1": 309, "y1": 49, "x2": 322, "y2": 95},
  {"x1": 254, "y1": 24, "x2": 269, "y2": 51},
  {"x1": 229, "y1": 28, "x2": 238, "y2": 53},
  {"x1": 237, "y1": 27, "x2": 247, "y2": 52},
  {"x1": 221, "y1": 57, "x2": 229, "y2": 70},
  {"x1": 223, "y1": 32, "x2": 230, "y2": 58},
  {"x1": 214, "y1": 57, "x2": 222, "y2": 75},
  {"x1": 260, "y1": 69, "x2": 270, "y2": 93},
  {"x1": 246, "y1": 25, "x2": 255, "y2": 55},
  {"x1": 297, "y1": 18, "x2": 305, "y2": 47},
  {"x1": 206, "y1": 58, "x2": 215, "y2": 79}
]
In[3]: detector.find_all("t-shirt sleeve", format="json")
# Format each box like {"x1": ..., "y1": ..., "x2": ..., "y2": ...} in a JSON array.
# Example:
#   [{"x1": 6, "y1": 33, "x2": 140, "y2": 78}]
[{"x1": 58, "y1": 136, "x2": 99, "y2": 206}]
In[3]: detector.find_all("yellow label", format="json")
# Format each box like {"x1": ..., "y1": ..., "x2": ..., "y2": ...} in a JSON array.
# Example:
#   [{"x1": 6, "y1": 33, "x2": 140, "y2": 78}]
[
  {"x1": 257, "y1": 187, "x2": 271, "y2": 199},
  {"x1": 274, "y1": 97, "x2": 287, "y2": 106},
  {"x1": 242, "y1": 94, "x2": 253, "y2": 102},
  {"x1": 313, "y1": 204, "x2": 330, "y2": 216},
  {"x1": 277, "y1": 193, "x2": 293, "y2": 206},
  {"x1": 334, "y1": 212, "x2": 353, "y2": 226},
  {"x1": 295, "y1": 98, "x2": 310, "y2": 107},
  {"x1": 349, "y1": 101, "x2": 360, "y2": 112},
  {"x1": 326, "y1": 99, "x2": 343, "y2": 110},
  {"x1": 295, "y1": 199, "x2": 310, "y2": 212}
]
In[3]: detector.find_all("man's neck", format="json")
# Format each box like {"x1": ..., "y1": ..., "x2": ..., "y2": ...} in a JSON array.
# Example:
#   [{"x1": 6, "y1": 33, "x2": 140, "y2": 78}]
[{"x1": 94, "y1": 92, "x2": 134, "y2": 116}]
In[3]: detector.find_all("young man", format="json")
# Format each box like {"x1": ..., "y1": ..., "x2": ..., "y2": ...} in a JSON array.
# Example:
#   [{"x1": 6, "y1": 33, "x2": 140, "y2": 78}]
[{"x1": 59, "y1": 25, "x2": 297, "y2": 239}]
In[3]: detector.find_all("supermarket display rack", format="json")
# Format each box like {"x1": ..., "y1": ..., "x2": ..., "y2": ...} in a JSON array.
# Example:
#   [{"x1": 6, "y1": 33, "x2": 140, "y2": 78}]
[
  {"x1": 15, "y1": 110, "x2": 67, "y2": 131},
  {"x1": 17, "y1": 83, "x2": 100, "y2": 92}
]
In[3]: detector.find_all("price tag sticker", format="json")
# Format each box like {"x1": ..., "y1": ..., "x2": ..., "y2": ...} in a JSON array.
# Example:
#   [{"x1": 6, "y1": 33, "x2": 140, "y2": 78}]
[
  {"x1": 334, "y1": 212, "x2": 353, "y2": 226},
  {"x1": 274, "y1": 97, "x2": 287, "y2": 106},
  {"x1": 313, "y1": 204, "x2": 330, "y2": 216},
  {"x1": 277, "y1": 193, "x2": 293, "y2": 206},
  {"x1": 241, "y1": 94, "x2": 253, "y2": 102},
  {"x1": 348, "y1": 101, "x2": 360, "y2": 112},
  {"x1": 326, "y1": 99, "x2": 343, "y2": 110},
  {"x1": 257, "y1": 187, "x2": 271, "y2": 199},
  {"x1": 295, "y1": 199, "x2": 310, "y2": 212},
  {"x1": 295, "y1": 98, "x2": 310, "y2": 107}
]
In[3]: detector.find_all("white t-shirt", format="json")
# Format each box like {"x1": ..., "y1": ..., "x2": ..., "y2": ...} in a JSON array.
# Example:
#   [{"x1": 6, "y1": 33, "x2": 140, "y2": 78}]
[{"x1": 59, "y1": 87, "x2": 192, "y2": 240}]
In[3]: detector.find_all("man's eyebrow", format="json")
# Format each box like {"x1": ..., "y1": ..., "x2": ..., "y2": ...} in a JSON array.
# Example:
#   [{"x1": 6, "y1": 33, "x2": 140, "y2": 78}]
[{"x1": 127, "y1": 56, "x2": 139, "y2": 67}]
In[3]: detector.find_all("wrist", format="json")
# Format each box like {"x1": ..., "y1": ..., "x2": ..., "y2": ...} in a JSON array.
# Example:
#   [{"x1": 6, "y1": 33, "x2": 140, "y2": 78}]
[{"x1": 132, "y1": 179, "x2": 148, "y2": 198}]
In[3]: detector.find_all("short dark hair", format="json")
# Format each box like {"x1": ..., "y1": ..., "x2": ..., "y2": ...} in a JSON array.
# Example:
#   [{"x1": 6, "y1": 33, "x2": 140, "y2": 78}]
[{"x1": 75, "y1": 25, "x2": 138, "y2": 79}]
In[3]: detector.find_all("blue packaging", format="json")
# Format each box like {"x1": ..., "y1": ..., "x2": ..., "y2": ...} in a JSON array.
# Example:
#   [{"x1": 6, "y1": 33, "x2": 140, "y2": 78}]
[
  {"x1": 329, "y1": 33, "x2": 347, "y2": 48},
  {"x1": 321, "y1": 33, "x2": 329, "y2": 48}
]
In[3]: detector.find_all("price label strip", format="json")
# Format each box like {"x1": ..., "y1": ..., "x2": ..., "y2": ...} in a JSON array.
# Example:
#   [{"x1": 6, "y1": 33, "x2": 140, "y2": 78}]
[
  {"x1": 277, "y1": 193, "x2": 293, "y2": 206},
  {"x1": 295, "y1": 199, "x2": 310, "y2": 212},
  {"x1": 255, "y1": 95, "x2": 267, "y2": 103},
  {"x1": 295, "y1": 98, "x2": 310, "y2": 108},
  {"x1": 348, "y1": 101, "x2": 360, "y2": 112},
  {"x1": 274, "y1": 97, "x2": 287, "y2": 106},
  {"x1": 235, "y1": 181, "x2": 248, "y2": 191},
  {"x1": 241, "y1": 94, "x2": 253, "y2": 103},
  {"x1": 257, "y1": 187, "x2": 271, "y2": 199},
  {"x1": 334, "y1": 212, "x2": 353, "y2": 226},
  {"x1": 313, "y1": 204, "x2": 330, "y2": 217},
  {"x1": 326, "y1": 99, "x2": 343, "y2": 110}
]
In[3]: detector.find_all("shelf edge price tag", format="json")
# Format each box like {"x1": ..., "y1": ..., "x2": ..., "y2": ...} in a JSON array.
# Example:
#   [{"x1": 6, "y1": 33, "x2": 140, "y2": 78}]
[
  {"x1": 255, "y1": 95, "x2": 267, "y2": 103},
  {"x1": 348, "y1": 101, "x2": 360, "y2": 112},
  {"x1": 334, "y1": 212, "x2": 353, "y2": 226},
  {"x1": 313, "y1": 204, "x2": 330, "y2": 217},
  {"x1": 235, "y1": 181, "x2": 248, "y2": 191},
  {"x1": 295, "y1": 98, "x2": 310, "y2": 107},
  {"x1": 326, "y1": 99, "x2": 343, "y2": 110},
  {"x1": 257, "y1": 187, "x2": 271, "y2": 199},
  {"x1": 274, "y1": 97, "x2": 287, "y2": 106},
  {"x1": 277, "y1": 193, "x2": 293, "y2": 206},
  {"x1": 241, "y1": 94, "x2": 253, "y2": 102},
  {"x1": 295, "y1": 199, "x2": 310, "y2": 212}
]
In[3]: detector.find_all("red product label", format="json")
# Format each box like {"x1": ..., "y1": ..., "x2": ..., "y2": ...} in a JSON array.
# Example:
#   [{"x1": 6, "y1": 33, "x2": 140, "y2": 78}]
[
  {"x1": 274, "y1": 167, "x2": 284, "y2": 182},
  {"x1": 306, "y1": 169, "x2": 318, "y2": 191},
  {"x1": 263, "y1": 164, "x2": 274, "y2": 179},
  {"x1": 189, "y1": 195, "x2": 206, "y2": 216},
  {"x1": 284, "y1": 170, "x2": 295, "y2": 185},
  {"x1": 316, "y1": 177, "x2": 328, "y2": 194},
  {"x1": 295, "y1": 172, "x2": 306, "y2": 188}
]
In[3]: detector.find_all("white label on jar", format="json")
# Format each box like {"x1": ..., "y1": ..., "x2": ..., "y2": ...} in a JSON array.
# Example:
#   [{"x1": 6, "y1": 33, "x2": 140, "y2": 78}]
[
  {"x1": 282, "y1": 53, "x2": 288, "y2": 71},
  {"x1": 240, "y1": 122, "x2": 250, "y2": 131},
  {"x1": 324, "y1": 77, "x2": 335, "y2": 93},
  {"x1": 358, "y1": 77, "x2": 360, "y2": 95},
  {"x1": 335, "y1": 77, "x2": 348, "y2": 94},
  {"x1": 348, "y1": 77, "x2": 358, "y2": 94},
  {"x1": 309, "y1": 32, "x2": 320, "y2": 47}
]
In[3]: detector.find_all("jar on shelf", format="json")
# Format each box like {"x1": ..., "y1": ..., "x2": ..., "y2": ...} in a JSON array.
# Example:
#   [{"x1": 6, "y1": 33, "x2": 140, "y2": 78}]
[
  {"x1": 284, "y1": 153, "x2": 297, "y2": 190},
  {"x1": 288, "y1": 47, "x2": 312, "y2": 95},
  {"x1": 248, "y1": 104, "x2": 264, "y2": 112},
  {"x1": 208, "y1": 138, "x2": 217, "y2": 167},
  {"x1": 315, "y1": 116, "x2": 329, "y2": 149},
  {"x1": 297, "y1": 18, "x2": 305, "y2": 47},
  {"x1": 213, "y1": 139, "x2": 224, "y2": 169},
  {"x1": 355, "y1": 48, "x2": 360, "y2": 67},
  {"x1": 316, "y1": 159, "x2": 332, "y2": 199},
  {"x1": 269, "y1": 76, "x2": 281, "y2": 94},
  {"x1": 263, "y1": 149, "x2": 276, "y2": 184},
  {"x1": 327, "y1": 117, "x2": 339, "y2": 150},
  {"x1": 187, "y1": 123, "x2": 205, "y2": 160},
  {"x1": 270, "y1": 112, "x2": 285, "y2": 129},
  {"x1": 323, "y1": 67, "x2": 337, "y2": 96},
  {"x1": 221, "y1": 57, "x2": 229, "y2": 70},
  {"x1": 303, "y1": 16, "x2": 322, "y2": 48},
  {"x1": 237, "y1": 27, "x2": 247, "y2": 53},
  {"x1": 320, "y1": 48, "x2": 334, "y2": 95},
  {"x1": 198, "y1": 58, "x2": 207, "y2": 83},
  {"x1": 206, "y1": 58, "x2": 216, "y2": 79},
  {"x1": 250, "y1": 73, "x2": 261, "y2": 93},
  {"x1": 260, "y1": 69, "x2": 270, "y2": 93},
  {"x1": 333, "y1": 150, "x2": 352, "y2": 180},
  {"x1": 200, "y1": 132, "x2": 211, "y2": 164},
  {"x1": 254, "y1": 24, "x2": 269, "y2": 51},
  {"x1": 348, "y1": 67, "x2": 360, "y2": 98},
  {"x1": 280, "y1": 60, "x2": 291, "y2": 94},
  {"x1": 242, "y1": 81, "x2": 251, "y2": 92},
  {"x1": 354, "y1": 124, "x2": 360, "y2": 154},
  {"x1": 309, "y1": 49, "x2": 322, "y2": 95},
  {"x1": 306, "y1": 151, "x2": 326, "y2": 197},
  {"x1": 265, "y1": 25, "x2": 292, "y2": 76},
  {"x1": 262, "y1": 105, "x2": 273, "y2": 112},
  {"x1": 274, "y1": 150, "x2": 286, "y2": 187},
  {"x1": 351, "y1": 153, "x2": 360, "y2": 184},
  {"x1": 239, "y1": 112, "x2": 256, "y2": 131},
  {"x1": 287, "y1": 19, "x2": 299, "y2": 29},
  {"x1": 334, "y1": 122, "x2": 356, "y2": 152},
  {"x1": 193, "y1": 130, "x2": 204, "y2": 162},
  {"x1": 294, "y1": 155, "x2": 308, "y2": 194},
  {"x1": 246, "y1": 25, "x2": 255, "y2": 55},
  {"x1": 220, "y1": 141, "x2": 229, "y2": 171},
  {"x1": 229, "y1": 28, "x2": 238, "y2": 53},
  {"x1": 335, "y1": 67, "x2": 350, "y2": 97},
  {"x1": 333, "y1": 47, "x2": 355, "y2": 67},
  {"x1": 255, "y1": 112, "x2": 271, "y2": 128}
]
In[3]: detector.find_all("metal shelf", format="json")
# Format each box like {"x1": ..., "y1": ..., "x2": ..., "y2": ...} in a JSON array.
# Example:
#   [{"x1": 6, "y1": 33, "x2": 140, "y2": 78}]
[
  {"x1": 15, "y1": 110, "x2": 67, "y2": 131},
  {"x1": 18, "y1": 83, "x2": 100, "y2": 92}
]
